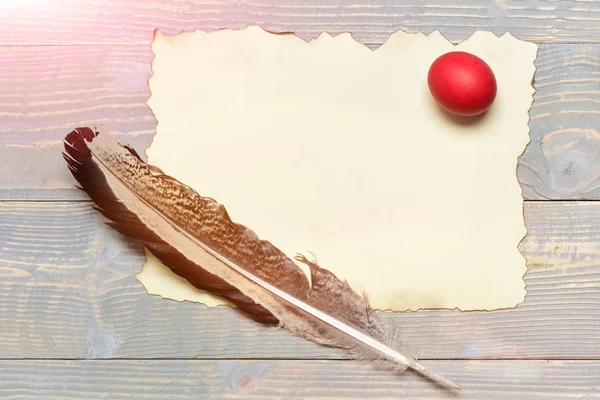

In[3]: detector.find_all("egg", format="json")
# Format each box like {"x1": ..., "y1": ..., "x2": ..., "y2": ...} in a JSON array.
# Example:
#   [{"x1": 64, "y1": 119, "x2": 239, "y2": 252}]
[{"x1": 427, "y1": 51, "x2": 497, "y2": 117}]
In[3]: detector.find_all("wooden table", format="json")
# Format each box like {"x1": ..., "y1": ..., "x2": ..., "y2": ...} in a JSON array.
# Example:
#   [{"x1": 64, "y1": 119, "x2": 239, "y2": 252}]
[{"x1": 1, "y1": 1, "x2": 599, "y2": 398}]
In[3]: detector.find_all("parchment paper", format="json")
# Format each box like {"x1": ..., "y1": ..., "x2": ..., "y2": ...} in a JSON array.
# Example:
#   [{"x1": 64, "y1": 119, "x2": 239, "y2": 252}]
[{"x1": 139, "y1": 26, "x2": 537, "y2": 311}]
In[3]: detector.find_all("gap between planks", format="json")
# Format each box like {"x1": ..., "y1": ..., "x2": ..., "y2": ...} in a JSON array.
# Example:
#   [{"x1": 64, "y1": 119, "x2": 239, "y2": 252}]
[
  {"x1": 2, "y1": 357, "x2": 600, "y2": 361},
  {"x1": 2, "y1": 199, "x2": 598, "y2": 203}
]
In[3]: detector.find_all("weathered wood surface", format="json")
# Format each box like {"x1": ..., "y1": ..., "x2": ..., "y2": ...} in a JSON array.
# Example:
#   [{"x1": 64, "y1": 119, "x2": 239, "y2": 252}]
[
  {"x1": 1, "y1": 201, "x2": 598, "y2": 359},
  {"x1": 1, "y1": 360, "x2": 599, "y2": 399},
  {"x1": 520, "y1": 44, "x2": 600, "y2": 199},
  {"x1": 3, "y1": 0, "x2": 600, "y2": 397},
  {"x1": 2, "y1": 43, "x2": 600, "y2": 200},
  {"x1": 2, "y1": 0, "x2": 600, "y2": 45}
]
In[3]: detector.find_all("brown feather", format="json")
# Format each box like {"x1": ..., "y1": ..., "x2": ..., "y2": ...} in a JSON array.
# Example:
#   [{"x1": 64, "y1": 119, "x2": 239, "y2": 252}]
[{"x1": 63, "y1": 127, "x2": 460, "y2": 390}]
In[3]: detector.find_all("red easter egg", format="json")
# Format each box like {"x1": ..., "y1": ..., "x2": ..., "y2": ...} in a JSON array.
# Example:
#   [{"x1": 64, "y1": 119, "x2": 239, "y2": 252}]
[{"x1": 427, "y1": 51, "x2": 497, "y2": 117}]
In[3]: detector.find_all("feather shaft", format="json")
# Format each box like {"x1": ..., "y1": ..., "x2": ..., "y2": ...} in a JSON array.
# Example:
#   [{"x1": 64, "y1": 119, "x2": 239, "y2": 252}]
[{"x1": 201, "y1": 242, "x2": 461, "y2": 390}]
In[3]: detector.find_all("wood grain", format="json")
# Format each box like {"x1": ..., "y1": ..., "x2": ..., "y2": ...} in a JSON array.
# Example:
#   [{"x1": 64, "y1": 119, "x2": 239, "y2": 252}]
[
  {"x1": 2, "y1": 1, "x2": 599, "y2": 398},
  {"x1": 2, "y1": 0, "x2": 600, "y2": 45},
  {"x1": 519, "y1": 44, "x2": 600, "y2": 199},
  {"x1": 2, "y1": 44, "x2": 600, "y2": 200},
  {"x1": 0, "y1": 201, "x2": 598, "y2": 360},
  {"x1": 1, "y1": 360, "x2": 599, "y2": 399}
]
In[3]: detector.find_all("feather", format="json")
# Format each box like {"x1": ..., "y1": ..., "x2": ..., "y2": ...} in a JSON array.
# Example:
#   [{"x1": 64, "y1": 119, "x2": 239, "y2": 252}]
[{"x1": 63, "y1": 127, "x2": 460, "y2": 390}]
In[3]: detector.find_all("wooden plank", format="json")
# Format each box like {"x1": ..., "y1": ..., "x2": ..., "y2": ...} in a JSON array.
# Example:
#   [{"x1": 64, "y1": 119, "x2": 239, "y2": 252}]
[
  {"x1": 2, "y1": 44, "x2": 600, "y2": 200},
  {"x1": 0, "y1": 201, "x2": 598, "y2": 359},
  {"x1": 2, "y1": 0, "x2": 600, "y2": 45},
  {"x1": 1, "y1": 360, "x2": 599, "y2": 399}
]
